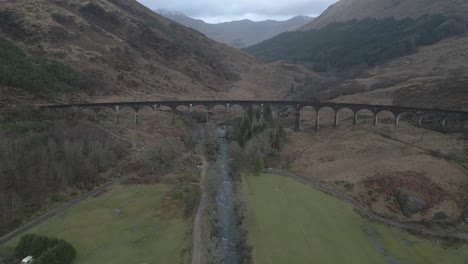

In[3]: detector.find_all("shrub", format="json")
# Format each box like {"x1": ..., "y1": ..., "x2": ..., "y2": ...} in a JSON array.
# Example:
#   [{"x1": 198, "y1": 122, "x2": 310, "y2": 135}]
[
  {"x1": 35, "y1": 240, "x2": 77, "y2": 264},
  {"x1": 15, "y1": 234, "x2": 76, "y2": 263},
  {"x1": 14, "y1": 234, "x2": 35, "y2": 258},
  {"x1": 14, "y1": 234, "x2": 61, "y2": 259}
]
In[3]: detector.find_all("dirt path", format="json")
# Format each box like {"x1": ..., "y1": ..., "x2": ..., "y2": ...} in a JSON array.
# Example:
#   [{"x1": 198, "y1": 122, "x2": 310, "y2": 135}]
[
  {"x1": 191, "y1": 154, "x2": 208, "y2": 264},
  {"x1": 0, "y1": 152, "x2": 193, "y2": 246},
  {"x1": 266, "y1": 168, "x2": 468, "y2": 241}
]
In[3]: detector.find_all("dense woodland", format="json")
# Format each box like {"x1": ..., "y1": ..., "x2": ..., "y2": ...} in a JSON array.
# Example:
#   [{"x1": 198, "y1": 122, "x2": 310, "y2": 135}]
[
  {"x1": 0, "y1": 111, "x2": 129, "y2": 235},
  {"x1": 244, "y1": 15, "x2": 466, "y2": 71}
]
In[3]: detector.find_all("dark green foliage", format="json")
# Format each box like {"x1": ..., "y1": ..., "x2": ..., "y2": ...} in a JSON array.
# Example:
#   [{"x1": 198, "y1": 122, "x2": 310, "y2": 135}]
[
  {"x1": 0, "y1": 9, "x2": 30, "y2": 40},
  {"x1": 1, "y1": 121, "x2": 51, "y2": 135},
  {"x1": 244, "y1": 15, "x2": 465, "y2": 71},
  {"x1": 14, "y1": 234, "x2": 35, "y2": 258},
  {"x1": 0, "y1": 36, "x2": 89, "y2": 94},
  {"x1": 253, "y1": 158, "x2": 264, "y2": 176},
  {"x1": 14, "y1": 234, "x2": 74, "y2": 263},
  {"x1": 79, "y1": 2, "x2": 121, "y2": 26},
  {"x1": 270, "y1": 125, "x2": 287, "y2": 151},
  {"x1": 35, "y1": 240, "x2": 77, "y2": 264}
]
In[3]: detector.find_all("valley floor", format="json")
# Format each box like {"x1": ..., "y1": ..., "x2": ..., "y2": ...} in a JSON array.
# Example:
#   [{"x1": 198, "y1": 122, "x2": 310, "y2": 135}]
[
  {"x1": 0, "y1": 183, "x2": 194, "y2": 264},
  {"x1": 243, "y1": 173, "x2": 468, "y2": 264}
]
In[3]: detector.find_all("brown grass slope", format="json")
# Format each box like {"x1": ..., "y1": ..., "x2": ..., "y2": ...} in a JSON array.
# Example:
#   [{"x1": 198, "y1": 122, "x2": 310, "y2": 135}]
[
  {"x1": 302, "y1": 0, "x2": 468, "y2": 30},
  {"x1": 1, "y1": 0, "x2": 299, "y2": 102},
  {"x1": 331, "y1": 34, "x2": 468, "y2": 111}
]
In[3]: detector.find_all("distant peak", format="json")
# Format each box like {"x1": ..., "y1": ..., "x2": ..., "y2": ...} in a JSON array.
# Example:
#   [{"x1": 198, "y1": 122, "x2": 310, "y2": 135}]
[{"x1": 156, "y1": 9, "x2": 187, "y2": 18}]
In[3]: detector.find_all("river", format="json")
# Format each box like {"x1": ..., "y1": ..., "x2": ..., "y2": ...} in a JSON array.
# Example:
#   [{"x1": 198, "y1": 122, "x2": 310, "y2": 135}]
[{"x1": 215, "y1": 126, "x2": 241, "y2": 264}]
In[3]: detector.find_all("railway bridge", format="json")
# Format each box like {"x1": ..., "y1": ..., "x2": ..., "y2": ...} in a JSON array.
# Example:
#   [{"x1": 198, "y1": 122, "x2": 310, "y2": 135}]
[{"x1": 41, "y1": 100, "x2": 468, "y2": 132}]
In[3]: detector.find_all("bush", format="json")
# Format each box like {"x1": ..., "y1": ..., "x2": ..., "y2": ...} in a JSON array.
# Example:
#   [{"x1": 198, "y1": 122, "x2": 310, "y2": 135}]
[
  {"x1": 15, "y1": 234, "x2": 35, "y2": 258},
  {"x1": 14, "y1": 234, "x2": 66, "y2": 260},
  {"x1": 15, "y1": 234, "x2": 76, "y2": 263},
  {"x1": 35, "y1": 240, "x2": 77, "y2": 264}
]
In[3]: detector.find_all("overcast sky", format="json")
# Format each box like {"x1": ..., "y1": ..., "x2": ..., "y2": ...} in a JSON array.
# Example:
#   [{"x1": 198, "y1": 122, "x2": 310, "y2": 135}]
[{"x1": 137, "y1": 0, "x2": 338, "y2": 23}]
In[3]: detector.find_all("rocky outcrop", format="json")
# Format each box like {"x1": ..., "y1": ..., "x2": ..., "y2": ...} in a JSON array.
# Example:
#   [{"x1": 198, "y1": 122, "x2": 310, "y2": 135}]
[{"x1": 394, "y1": 189, "x2": 428, "y2": 218}]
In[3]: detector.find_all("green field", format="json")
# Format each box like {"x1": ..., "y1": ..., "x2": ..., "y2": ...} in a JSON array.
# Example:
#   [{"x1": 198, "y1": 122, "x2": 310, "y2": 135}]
[
  {"x1": 243, "y1": 173, "x2": 468, "y2": 264},
  {"x1": 0, "y1": 184, "x2": 193, "y2": 264}
]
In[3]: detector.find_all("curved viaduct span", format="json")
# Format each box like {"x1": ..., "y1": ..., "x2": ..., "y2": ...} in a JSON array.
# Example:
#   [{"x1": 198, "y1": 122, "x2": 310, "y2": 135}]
[{"x1": 41, "y1": 100, "x2": 468, "y2": 131}]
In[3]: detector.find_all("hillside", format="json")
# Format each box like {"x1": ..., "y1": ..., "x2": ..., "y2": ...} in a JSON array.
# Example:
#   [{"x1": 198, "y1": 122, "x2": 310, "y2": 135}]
[
  {"x1": 157, "y1": 10, "x2": 313, "y2": 48},
  {"x1": 302, "y1": 0, "x2": 468, "y2": 30},
  {"x1": 0, "y1": 0, "x2": 307, "y2": 104},
  {"x1": 245, "y1": 15, "x2": 466, "y2": 70},
  {"x1": 330, "y1": 34, "x2": 468, "y2": 111},
  {"x1": 243, "y1": 0, "x2": 468, "y2": 110}
]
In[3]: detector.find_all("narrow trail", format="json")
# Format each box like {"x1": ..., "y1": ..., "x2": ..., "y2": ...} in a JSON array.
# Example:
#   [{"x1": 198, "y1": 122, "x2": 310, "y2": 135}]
[
  {"x1": 0, "y1": 152, "x2": 193, "y2": 246},
  {"x1": 191, "y1": 154, "x2": 208, "y2": 264},
  {"x1": 266, "y1": 168, "x2": 468, "y2": 241}
]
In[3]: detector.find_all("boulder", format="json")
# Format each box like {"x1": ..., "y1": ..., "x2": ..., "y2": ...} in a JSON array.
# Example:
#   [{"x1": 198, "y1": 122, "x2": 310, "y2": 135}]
[{"x1": 394, "y1": 189, "x2": 428, "y2": 218}]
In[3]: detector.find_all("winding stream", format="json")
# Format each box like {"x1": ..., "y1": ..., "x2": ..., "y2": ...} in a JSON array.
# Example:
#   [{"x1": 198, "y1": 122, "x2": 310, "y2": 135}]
[{"x1": 215, "y1": 127, "x2": 241, "y2": 264}]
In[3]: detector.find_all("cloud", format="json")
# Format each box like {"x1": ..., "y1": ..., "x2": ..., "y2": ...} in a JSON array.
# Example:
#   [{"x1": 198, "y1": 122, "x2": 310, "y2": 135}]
[{"x1": 137, "y1": 0, "x2": 338, "y2": 22}]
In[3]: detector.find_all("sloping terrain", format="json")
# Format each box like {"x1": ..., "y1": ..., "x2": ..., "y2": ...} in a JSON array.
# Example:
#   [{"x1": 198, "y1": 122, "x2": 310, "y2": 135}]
[
  {"x1": 245, "y1": 15, "x2": 466, "y2": 71},
  {"x1": 302, "y1": 0, "x2": 468, "y2": 30},
  {"x1": 331, "y1": 34, "x2": 468, "y2": 110},
  {"x1": 158, "y1": 10, "x2": 313, "y2": 48},
  {"x1": 0, "y1": 0, "x2": 305, "y2": 103},
  {"x1": 282, "y1": 123, "x2": 468, "y2": 224},
  {"x1": 243, "y1": 0, "x2": 468, "y2": 110}
]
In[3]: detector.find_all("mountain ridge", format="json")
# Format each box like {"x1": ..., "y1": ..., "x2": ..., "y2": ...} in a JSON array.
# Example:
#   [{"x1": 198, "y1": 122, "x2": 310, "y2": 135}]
[
  {"x1": 157, "y1": 9, "x2": 314, "y2": 48},
  {"x1": 302, "y1": 0, "x2": 468, "y2": 30},
  {"x1": 0, "y1": 0, "x2": 309, "y2": 103}
]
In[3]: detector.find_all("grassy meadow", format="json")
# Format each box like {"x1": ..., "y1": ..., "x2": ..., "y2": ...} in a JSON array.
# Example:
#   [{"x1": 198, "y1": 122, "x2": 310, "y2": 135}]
[
  {"x1": 243, "y1": 173, "x2": 468, "y2": 264},
  {"x1": 0, "y1": 184, "x2": 194, "y2": 264}
]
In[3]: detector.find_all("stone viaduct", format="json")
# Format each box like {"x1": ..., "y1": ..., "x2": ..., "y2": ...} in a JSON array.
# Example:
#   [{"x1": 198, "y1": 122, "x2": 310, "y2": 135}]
[{"x1": 41, "y1": 100, "x2": 468, "y2": 132}]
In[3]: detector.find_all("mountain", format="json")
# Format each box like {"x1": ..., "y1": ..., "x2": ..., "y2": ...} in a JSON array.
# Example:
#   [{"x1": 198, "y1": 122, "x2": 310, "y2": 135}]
[
  {"x1": 157, "y1": 9, "x2": 314, "y2": 48},
  {"x1": 244, "y1": 0, "x2": 468, "y2": 110},
  {"x1": 0, "y1": 0, "x2": 309, "y2": 104},
  {"x1": 302, "y1": 0, "x2": 468, "y2": 30}
]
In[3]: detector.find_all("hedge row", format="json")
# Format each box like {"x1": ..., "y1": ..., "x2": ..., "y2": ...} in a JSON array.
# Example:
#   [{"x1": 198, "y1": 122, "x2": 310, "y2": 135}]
[{"x1": 15, "y1": 234, "x2": 76, "y2": 264}]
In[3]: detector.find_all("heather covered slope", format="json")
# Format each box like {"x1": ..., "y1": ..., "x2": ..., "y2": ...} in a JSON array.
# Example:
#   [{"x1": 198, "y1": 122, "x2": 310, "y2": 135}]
[
  {"x1": 0, "y1": 0, "x2": 303, "y2": 102},
  {"x1": 243, "y1": 0, "x2": 468, "y2": 110},
  {"x1": 302, "y1": 0, "x2": 468, "y2": 30}
]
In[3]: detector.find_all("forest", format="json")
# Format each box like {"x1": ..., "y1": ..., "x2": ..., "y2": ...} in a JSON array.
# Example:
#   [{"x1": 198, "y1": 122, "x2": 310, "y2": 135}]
[{"x1": 0, "y1": 108, "x2": 129, "y2": 236}]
